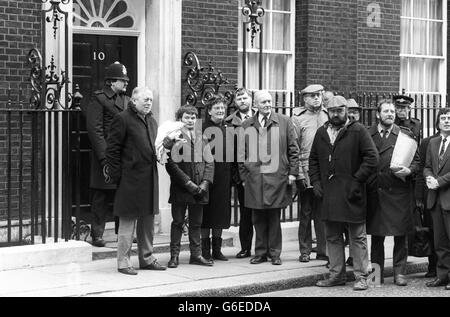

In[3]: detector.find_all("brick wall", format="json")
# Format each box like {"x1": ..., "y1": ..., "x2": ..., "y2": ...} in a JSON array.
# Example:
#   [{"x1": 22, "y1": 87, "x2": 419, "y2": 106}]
[
  {"x1": 447, "y1": 3, "x2": 450, "y2": 103},
  {"x1": 0, "y1": 0, "x2": 41, "y2": 221},
  {"x1": 0, "y1": 0, "x2": 41, "y2": 103},
  {"x1": 295, "y1": 0, "x2": 401, "y2": 94},
  {"x1": 295, "y1": 0, "x2": 358, "y2": 92},
  {"x1": 181, "y1": 0, "x2": 238, "y2": 113},
  {"x1": 357, "y1": 0, "x2": 401, "y2": 93}
]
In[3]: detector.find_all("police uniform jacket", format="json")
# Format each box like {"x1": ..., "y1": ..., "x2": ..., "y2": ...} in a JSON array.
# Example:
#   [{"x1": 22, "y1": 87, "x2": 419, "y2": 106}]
[
  {"x1": 366, "y1": 124, "x2": 420, "y2": 236},
  {"x1": 105, "y1": 104, "x2": 159, "y2": 217},
  {"x1": 395, "y1": 117, "x2": 421, "y2": 144},
  {"x1": 86, "y1": 85, "x2": 130, "y2": 189}
]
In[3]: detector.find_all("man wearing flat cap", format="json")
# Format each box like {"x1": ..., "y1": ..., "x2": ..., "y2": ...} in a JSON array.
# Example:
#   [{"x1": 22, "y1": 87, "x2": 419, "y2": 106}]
[
  {"x1": 309, "y1": 96, "x2": 379, "y2": 290},
  {"x1": 394, "y1": 95, "x2": 421, "y2": 143},
  {"x1": 292, "y1": 84, "x2": 328, "y2": 264}
]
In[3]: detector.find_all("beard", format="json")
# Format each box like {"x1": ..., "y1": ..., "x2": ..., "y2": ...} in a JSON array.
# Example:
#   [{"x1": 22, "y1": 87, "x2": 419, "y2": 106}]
[
  {"x1": 380, "y1": 117, "x2": 394, "y2": 127},
  {"x1": 330, "y1": 114, "x2": 347, "y2": 127}
]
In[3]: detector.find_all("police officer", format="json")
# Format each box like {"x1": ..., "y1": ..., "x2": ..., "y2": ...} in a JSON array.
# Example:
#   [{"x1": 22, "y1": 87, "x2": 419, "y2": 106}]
[
  {"x1": 86, "y1": 61, "x2": 130, "y2": 247},
  {"x1": 347, "y1": 98, "x2": 362, "y2": 123},
  {"x1": 393, "y1": 95, "x2": 421, "y2": 143}
]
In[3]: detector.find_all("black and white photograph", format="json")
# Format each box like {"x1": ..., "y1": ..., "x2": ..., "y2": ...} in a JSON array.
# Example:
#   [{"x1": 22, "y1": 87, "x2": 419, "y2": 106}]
[{"x1": 0, "y1": 0, "x2": 449, "y2": 306}]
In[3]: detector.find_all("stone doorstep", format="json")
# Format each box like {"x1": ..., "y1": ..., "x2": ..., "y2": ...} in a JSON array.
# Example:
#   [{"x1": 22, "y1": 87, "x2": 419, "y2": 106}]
[
  {"x1": 165, "y1": 261, "x2": 429, "y2": 297},
  {"x1": 0, "y1": 240, "x2": 92, "y2": 272}
]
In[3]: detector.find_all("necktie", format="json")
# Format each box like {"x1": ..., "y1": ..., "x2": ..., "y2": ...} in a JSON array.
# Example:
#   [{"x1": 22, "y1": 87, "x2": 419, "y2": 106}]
[
  {"x1": 382, "y1": 129, "x2": 389, "y2": 139},
  {"x1": 439, "y1": 137, "x2": 447, "y2": 167},
  {"x1": 262, "y1": 116, "x2": 268, "y2": 127}
]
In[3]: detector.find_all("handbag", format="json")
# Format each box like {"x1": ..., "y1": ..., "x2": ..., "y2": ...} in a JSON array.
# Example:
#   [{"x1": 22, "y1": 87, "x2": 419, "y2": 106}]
[{"x1": 408, "y1": 206, "x2": 432, "y2": 257}]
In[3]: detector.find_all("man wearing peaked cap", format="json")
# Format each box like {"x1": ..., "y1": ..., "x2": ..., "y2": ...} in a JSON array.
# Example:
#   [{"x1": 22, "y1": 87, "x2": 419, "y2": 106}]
[
  {"x1": 291, "y1": 84, "x2": 328, "y2": 265},
  {"x1": 393, "y1": 95, "x2": 421, "y2": 143}
]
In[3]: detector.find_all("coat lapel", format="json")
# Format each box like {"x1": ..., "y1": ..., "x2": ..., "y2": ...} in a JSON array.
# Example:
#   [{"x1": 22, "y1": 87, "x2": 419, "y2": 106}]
[
  {"x1": 438, "y1": 137, "x2": 450, "y2": 172},
  {"x1": 378, "y1": 125, "x2": 399, "y2": 155}
]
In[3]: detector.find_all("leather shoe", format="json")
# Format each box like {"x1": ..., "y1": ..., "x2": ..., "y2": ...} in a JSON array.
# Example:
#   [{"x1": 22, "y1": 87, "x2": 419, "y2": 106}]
[
  {"x1": 299, "y1": 254, "x2": 310, "y2": 262},
  {"x1": 189, "y1": 256, "x2": 214, "y2": 266},
  {"x1": 118, "y1": 267, "x2": 137, "y2": 275},
  {"x1": 236, "y1": 249, "x2": 251, "y2": 258},
  {"x1": 140, "y1": 261, "x2": 167, "y2": 271},
  {"x1": 316, "y1": 277, "x2": 346, "y2": 287},
  {"x1": 394, "y1": 274, "x2": 407, "y2": 286},
  {"x1": 316, "y1": 254, "x2": 328, "y2": 261},
  {"x1": 426, "y1": 278, "x2": 449, "y2": 287},
  {"x1": 250, "y1": 256, "x2": 267, "y2": 264},
  {"x1": 445, "y1": 284, "x2": 450, "y2": 290},
  {"x1": 271, "y1": 257, "x2": 282, "y2": 265},
  {"x1": 168, "y1": 256, "x2": 179, "y2": 268},
  {"x1": 424, "y1": 271, "x2": 437, "y2": 278},
  {"x1": 91, "y1": 238, "x2": 106, "y2": 247}
]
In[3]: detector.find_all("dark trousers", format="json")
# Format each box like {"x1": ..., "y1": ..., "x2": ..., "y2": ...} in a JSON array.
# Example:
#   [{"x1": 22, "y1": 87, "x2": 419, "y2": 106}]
[
  {"x1": 237, "y1": 183, "x2": 253, "y2": 251},
  {"x1": 90, "y1": 189, "x2": 115, "y2": 239},
  {"x1": 298, "y1": 188, "x2": 327, "y2": 256},
  {"x1": 170, "y1": 203, "x2": 203, "y2": 257},
  {"x1": 371, "y1": 235, "x2": 408, "y2": 278},
  {"x1": 423, "y1": 207, "x2": 437, "y2": 272},
  {"x1": 430, "y1": 203, "x2": 450, "y2": 281},
  {"x1": 252, "y1": 208, "x2": 282, "y2": 258}
]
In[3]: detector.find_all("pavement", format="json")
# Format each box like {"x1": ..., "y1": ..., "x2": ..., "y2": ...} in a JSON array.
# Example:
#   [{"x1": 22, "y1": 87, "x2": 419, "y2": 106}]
[{"x1": 0, "y1": 222, "x2": 429, "y2": 297}]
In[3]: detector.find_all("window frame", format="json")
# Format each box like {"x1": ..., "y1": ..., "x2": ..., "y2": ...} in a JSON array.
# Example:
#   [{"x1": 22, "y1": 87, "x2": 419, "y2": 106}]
[
  {"x1": 237, "y1": 0, "x2": 296, "y2": 93},
  {"x1": 400, "y1": 0, "x2": 447, "y2": 98}
]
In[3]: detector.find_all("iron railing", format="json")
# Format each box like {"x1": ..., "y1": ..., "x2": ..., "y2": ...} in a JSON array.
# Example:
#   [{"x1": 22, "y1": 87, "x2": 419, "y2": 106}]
[{"x1": 228, "y1": 90, "x2": 448, "y2": 226}]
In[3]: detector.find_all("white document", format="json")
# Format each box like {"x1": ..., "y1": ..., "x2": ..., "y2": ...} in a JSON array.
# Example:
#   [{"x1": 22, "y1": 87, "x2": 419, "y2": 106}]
[{"x1": 390, "y1": 130, "x2": 417, "y2": 171}]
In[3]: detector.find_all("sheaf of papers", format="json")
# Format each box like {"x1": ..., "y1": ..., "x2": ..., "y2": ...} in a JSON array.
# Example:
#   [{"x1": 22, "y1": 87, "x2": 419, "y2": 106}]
[{"x1": 390, "y1": 131, "x2": 417, "y2": 180}]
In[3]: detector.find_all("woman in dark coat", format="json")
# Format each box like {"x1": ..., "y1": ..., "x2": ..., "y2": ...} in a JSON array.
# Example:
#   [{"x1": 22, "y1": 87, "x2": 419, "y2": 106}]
[{"x1": 201, "y1": 94, "x2": 232, "y2": 261}]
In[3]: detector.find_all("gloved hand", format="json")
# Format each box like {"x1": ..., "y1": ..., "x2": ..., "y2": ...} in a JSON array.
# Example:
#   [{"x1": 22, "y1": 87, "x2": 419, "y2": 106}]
[
  {"x1": 185, "y1": 180, "x2": 201, "y2": 196},
  {"x1": 312, "y1": 182, "x2": 323, "y2": 198},
  {"x1": 163, "y1": 136, "x2": 176, "y2": 150},
  {"x1": 195, "y1": 180, "x2": 210, "y2": 199},
  {"x1": 295, "y1": 179, "x2": 308, "y2": 192},
  {"x1": 348, "y1": 180, "x2": 362, "y2": 202}
]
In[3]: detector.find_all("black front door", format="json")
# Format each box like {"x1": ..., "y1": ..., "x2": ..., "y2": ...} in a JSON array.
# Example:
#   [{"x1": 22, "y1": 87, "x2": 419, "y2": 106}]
[{"x1": 72, "y1": 34, "x2": 137, "y2": 217}]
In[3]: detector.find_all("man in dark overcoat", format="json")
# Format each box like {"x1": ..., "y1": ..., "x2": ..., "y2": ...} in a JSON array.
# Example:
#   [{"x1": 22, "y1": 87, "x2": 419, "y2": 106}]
[
  {"x1": 415, "y1": 132, "x2": 440, "y2": 278},
  {"x1": 224, "y1": 87, "x2": 255, "y2": 259},
  {"x1": 86, "y1": 61, "x2": 130, "y2": 247},
  {"x1": 105, "y1": 87, "x2": 165, "y2": 275},
  {"x1": 239, "y1": 90, "x2": 299, "y2": 266},
  {"x1": 309, "y1": 96, "x2": 379, "y2": 291},
  {"x1": 423, "y1": 108, "x2": 450, "y2": 290},
  {"x1": 367, "y1": 99, "x2": 420, "y2": 286},
  {"x1": 165, "y1": 105, "x2": 215, "y2": 268}
]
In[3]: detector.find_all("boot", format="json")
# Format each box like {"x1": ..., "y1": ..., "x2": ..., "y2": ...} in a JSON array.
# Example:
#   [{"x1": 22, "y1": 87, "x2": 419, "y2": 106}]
[
  {"x1": 212, "y1": 237, "x2": 228, "y2": 261},
  {"x1": 201, "y1": 238, "x2": 212, "y2": 260}
]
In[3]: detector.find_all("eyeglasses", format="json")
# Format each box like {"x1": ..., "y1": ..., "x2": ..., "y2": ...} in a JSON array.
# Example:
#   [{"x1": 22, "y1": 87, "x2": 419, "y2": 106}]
[
  {"x1": 305, "y1": 93, "x2": 321, "y2": 98},
  {"x1": 328, "y1": 107, "x2": 345, "y2": 113}
]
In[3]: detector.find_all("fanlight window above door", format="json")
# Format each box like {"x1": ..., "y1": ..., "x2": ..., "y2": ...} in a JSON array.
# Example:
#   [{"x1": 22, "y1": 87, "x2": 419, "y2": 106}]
[{"x1": 73, "y1": 0, "x2": 135, "y2": 28}]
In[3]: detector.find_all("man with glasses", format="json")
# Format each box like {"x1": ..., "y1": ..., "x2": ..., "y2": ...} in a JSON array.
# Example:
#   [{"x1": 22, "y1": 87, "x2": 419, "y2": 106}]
[
  {"x1": 309, "y1": 96, "x2": 378, "y2": 290},
  {"x1": 292, "y1": 84, "x2": 328, "y2": 264},
  {"x1": 86, "y1": 61, "x2": 130, "y2": 247}
]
